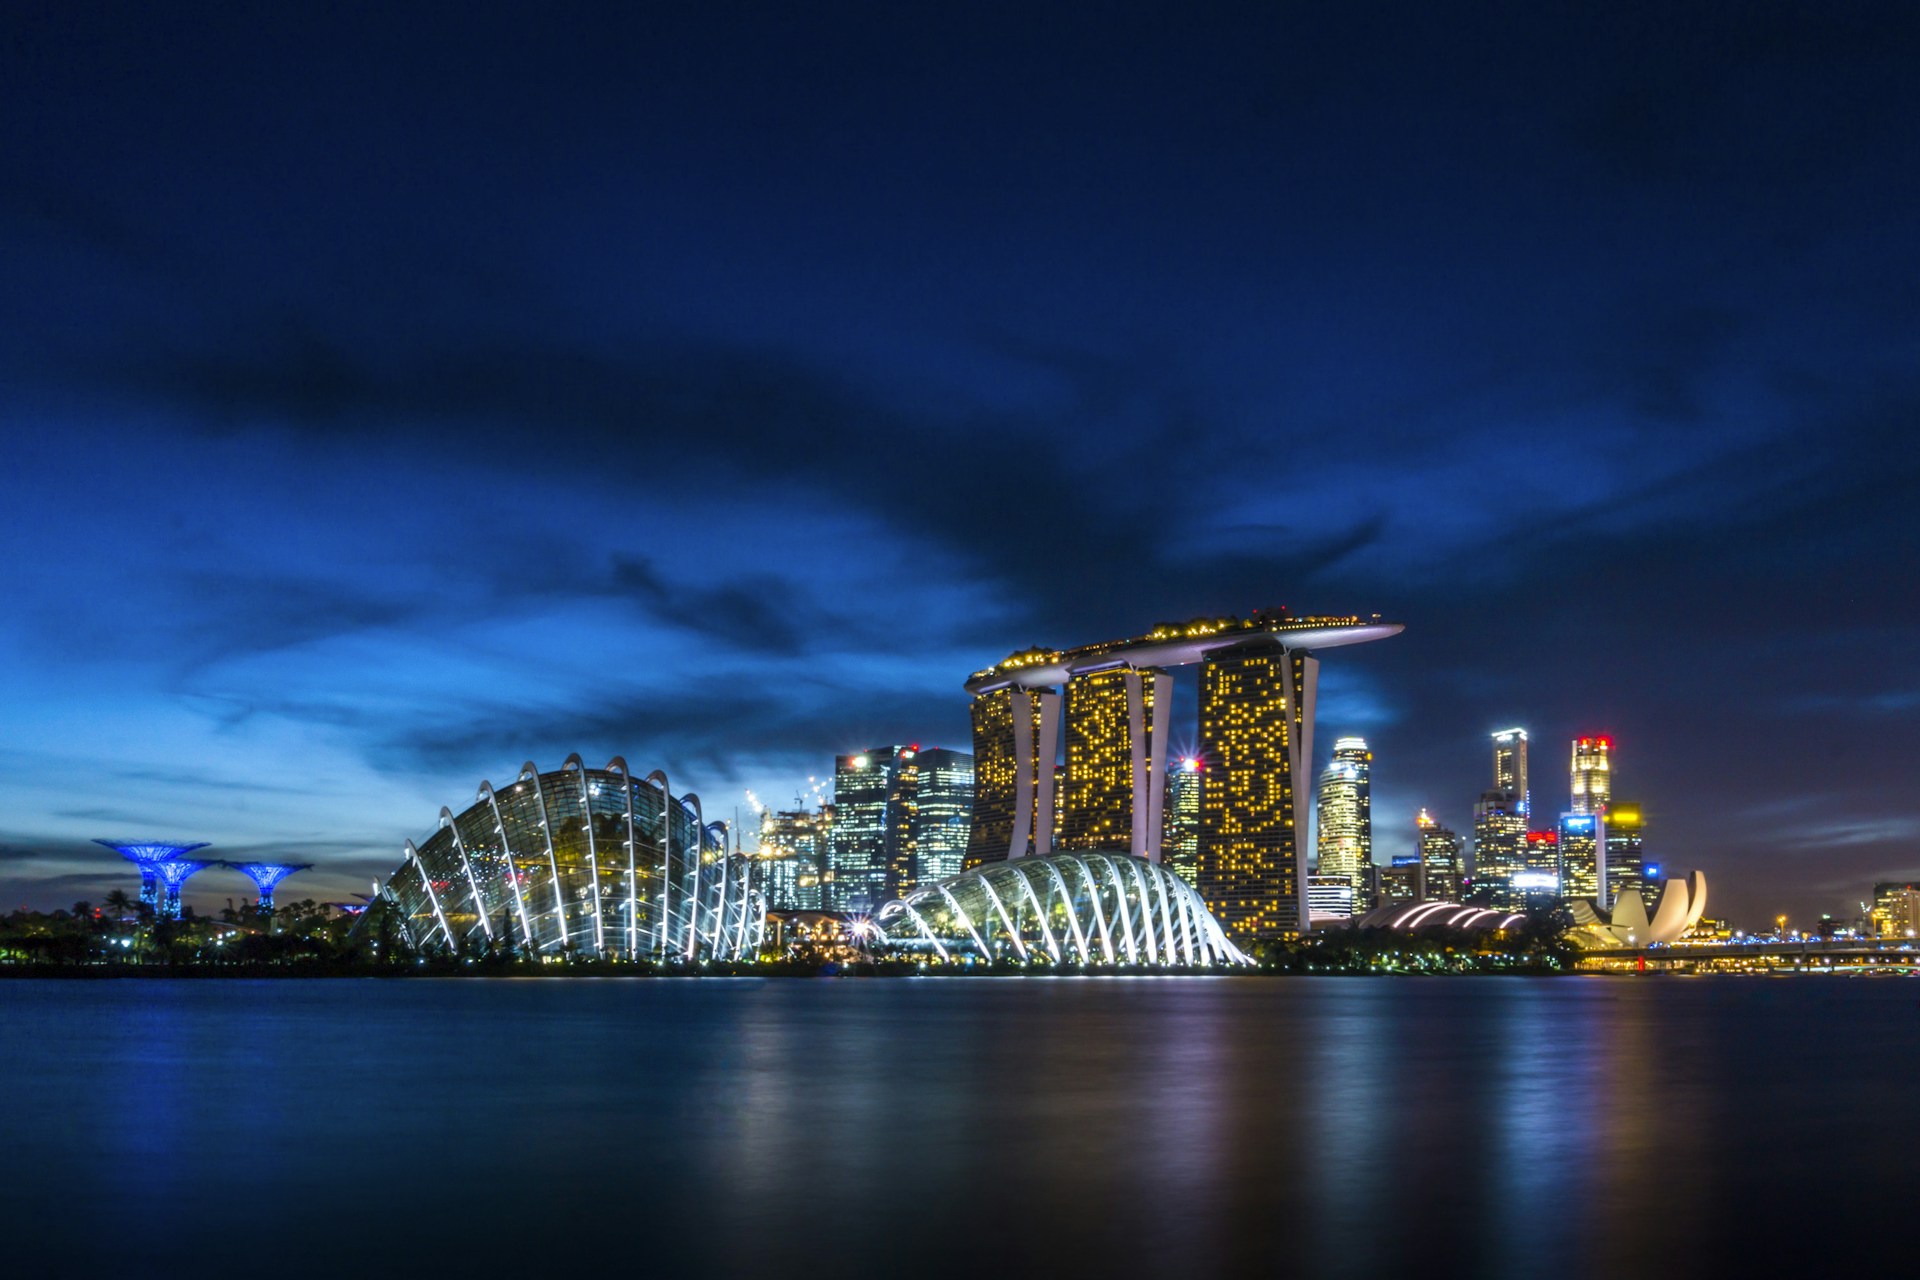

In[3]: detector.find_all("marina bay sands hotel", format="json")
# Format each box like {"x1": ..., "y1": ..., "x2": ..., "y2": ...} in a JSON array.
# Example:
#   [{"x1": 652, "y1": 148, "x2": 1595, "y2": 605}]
[{"x1": 963, "y1": 610, "x2": 1401, "y2": 939}]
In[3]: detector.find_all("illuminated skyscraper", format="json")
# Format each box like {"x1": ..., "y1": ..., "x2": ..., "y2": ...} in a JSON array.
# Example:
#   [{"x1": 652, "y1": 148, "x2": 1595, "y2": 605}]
[
  {"x1": 1570, "y1": 735, "x2": 1612, "y2": 815},
  {"x1": 1557, "y1": 811, "x2": 1606, "y2": 902},
  {"x1": 1472, "y1": 790, "x2": 1528, "y2": 908},
  {"x1": 1601, "y1": 803, "x2": 1645, "y2": 909},
  {"x1": 829, "y1": 747, "x2": 915, "y2": 912},
  {"x1": 1492, "y1": 728, "x2": 1529, "y2": 817},
  {"x1": 1198, "y1": 646, "x2": 1318, "y2": 939},
  {"x1": 964, "y1": 674, "x2": 1061, "y2": 868},
  {"x1": 1381, "y1": 855, "x2": 1424, "y2": 902},
  {"x1": 1162, "y1": 755, "x2": 1203, "y2": 884},
  {"x1": 961, "y1": 612, "x2": 1402, "y2": 936},
  {"x1": 1060, "y1": 666, "x2": 1170, "y2": 855},
  {"x1": 1306, "y1": 874, "x2": 1354, "y2": 921},
  {"x1": 760, "y1": 806, "x2": 831, "y2": 911},
  {"x1": 1415, "y1": 809, "x2": 1462, "y2": 902},
  {"x1": 909, "y1": 748, "x2": 973, "y2": 886},
  {"x1": 1314, "y1": 736, "x2": 1372, "y2": 901}
]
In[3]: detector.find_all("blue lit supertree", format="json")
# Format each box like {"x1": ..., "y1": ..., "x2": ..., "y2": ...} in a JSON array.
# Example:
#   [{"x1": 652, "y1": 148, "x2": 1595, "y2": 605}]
[
  {"x1": 93, "y1": 841, "x2": 210, "y2": 915},
  {"x1": 223, "y1": 862, "x2": 313, "y2": 914},
  {"x1": 149, "y1": 856, "x2": 215, "y2": 920}
]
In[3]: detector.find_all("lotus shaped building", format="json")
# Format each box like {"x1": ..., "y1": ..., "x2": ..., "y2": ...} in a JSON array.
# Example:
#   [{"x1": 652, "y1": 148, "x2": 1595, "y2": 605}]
[
  {"x1": 366, "y1": 756, "x2": 765, "y2": 961},
  {"x1": 1570, "y1": 871, "x2": 1708, "y2": 947},
  {"x1": 876, "y1": 851, "x2": 1252, "y2": 966}
]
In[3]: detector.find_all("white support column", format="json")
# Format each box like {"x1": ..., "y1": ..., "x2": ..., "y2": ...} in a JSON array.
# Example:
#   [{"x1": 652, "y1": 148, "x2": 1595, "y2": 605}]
[
  {"x1": 1099, "y1": 857, "x2": 1139, "y2": 963},
  {"x1": 564, "y1": 755, "x2": 607, "y2": 957},
  {"x1": 479, "y1": 781, "x2": 537, "y2": 948},
  {"x1": 1012, "y1": 869, "x2": 1061, "y2": 961},
  {"x1": 1010, "y1": 689, "x2": 1035, "y2": 860},
  {"x1": 1033, "y1": 689, "x2": 1062, "y2": 856},
  {"x1": 524, "y1": 763, "x2": 570, "y2": 951},
  {"x1": 608, "y1": 758, "x2": 640, "y2": 959},
  {"x1": 408, "y1": 842, "x2": 457, "y2": 951},
  {"x1": 646, "y1": 770, "x2": 672, "y2": 959},
  {"x1": 1125, "y1": 669, "x2": 1172, "y2": 862},
  {"x1": 442, "y1": 808, "x2": 493, "y2": 940},
  {"x1": 976, "y1": 874, "x2": 1028, "y2": 960},
  {"x1": 1285, "y1": 653, "x2": 1320, "y2": 936}
]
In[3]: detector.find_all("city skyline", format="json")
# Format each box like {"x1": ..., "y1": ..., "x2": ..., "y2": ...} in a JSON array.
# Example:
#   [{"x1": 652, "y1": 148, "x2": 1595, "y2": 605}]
[{"x1": 4, "y1": 6, "x2": 1919, "y2": 929}]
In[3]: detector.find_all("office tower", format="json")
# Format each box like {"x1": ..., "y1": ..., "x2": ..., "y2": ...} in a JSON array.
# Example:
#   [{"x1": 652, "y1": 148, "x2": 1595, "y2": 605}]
[
  {"x1": 1570, "y1": 735, "x2": 1612, "y2": 815},
  {"x1": 1162, "y1": 755, "x2": 1203, "y2": 884},
  {"x1": 1601, "y1": 803, "x2": 1645, "y2": 908},
  {"x1": 1381, "y1": 855, "x2": 1425, "y2": 903},
  {"x1": 965, "y1": 681, "x2": 1061, "y2": 868},
  {"x1": 1472, "y1": 790, "x2": 1528, "y2": 908},
  {"x1": 1197, "y1": 646, "x2": 1319, "y2": 939},
  {"x1": 1306, "y1": 874, "x2": 1354, "y2": 921},
  {"x1": 910, "y1": 748, "x2": 974, "y2": 885},
  {"x1": 1492, "y1": 728, "x2": 1529, "y2": 816},
  {"x1": 1416, "y1": 809, "x2": 1463, "y2": 901},
  {"x1": 1557, "y1": 812, "x2": 1606, "y2": 903},
  {"x1": 1315, "y1": 736, "x2": 1373, "y2": 904},
  {"x1": 1060, "y1": 666, "x2": 1172, "y2": 857},
  {"x1": 760, "y1": 806, "x2": 832, "y2": 911},
  {"x1": 829, "y1": 747, "x2": 916, "y2": 912}
]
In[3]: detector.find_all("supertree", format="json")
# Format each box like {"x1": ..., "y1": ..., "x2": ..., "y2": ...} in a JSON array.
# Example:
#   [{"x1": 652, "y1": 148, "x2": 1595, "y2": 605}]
[
  {"x1": 93, "y1": 841, "x2": 210, "y2": 915},
  {"x1": 223, "y1": 862, "x2": 313, "y2": 914},
  {"x1": 149, "y1": 856, "x2": 215, "y2": 921}
]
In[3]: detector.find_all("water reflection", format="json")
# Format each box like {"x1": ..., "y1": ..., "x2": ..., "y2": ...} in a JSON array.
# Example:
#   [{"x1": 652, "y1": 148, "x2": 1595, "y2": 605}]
[{"x1": 0, "y1": 978, "x2": 1916, "y2": 1278}]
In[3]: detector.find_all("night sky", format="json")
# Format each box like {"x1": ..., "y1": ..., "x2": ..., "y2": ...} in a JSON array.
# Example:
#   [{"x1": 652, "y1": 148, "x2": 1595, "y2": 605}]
[{"x1": 4, "y1": 3, "x2": 1917, "y2": 926}]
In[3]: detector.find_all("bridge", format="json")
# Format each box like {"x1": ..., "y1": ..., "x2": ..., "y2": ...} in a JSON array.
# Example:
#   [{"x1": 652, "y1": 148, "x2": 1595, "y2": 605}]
[{"x1": 1580, "y1": 937, "x2": 1920, "y2": 972}]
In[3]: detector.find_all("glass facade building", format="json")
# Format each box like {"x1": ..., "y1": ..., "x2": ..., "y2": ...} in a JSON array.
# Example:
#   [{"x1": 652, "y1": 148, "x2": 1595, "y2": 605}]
[
  {"x1": 876, "y1": 851, "x2": 1251, "y2": 967},
  {"x1": 1472, "y1": 789, "x2": 1528, "y2": 908},
  {"x1": 909, "y1": 748, "x2": 974, "y2": 886},
  {"x1": 759, "y1": 806, "x2": 831, "y2": 911},
  {"x1": 367, "y1": 755, "x2": 764, "y2": 960},
  {"x1": 1492, "y1": 728, "x2": 1529, "y2": 817},
  {"x1": 1601, "y1": 803, "x2": 1645, "y2": 909},
  {"x1": 1314, "y1": 736, "x2": 1372, "y2": 905},
  {"x1": 964, "y1": 681, "x2": 1061, "y2": 868},
  {"x1": 1558, "y1": 812, "x2": 1605, "y2": 902},
  {"x1": 1415, "y1": 809, "x2": 1463, "y2": 902},
  {"x1": 1161, "y1": 756, "x2": 1202, "y2": 885},
  {"x1": 1570, "y1": 735, "x2": 1612, "y2": 816}
]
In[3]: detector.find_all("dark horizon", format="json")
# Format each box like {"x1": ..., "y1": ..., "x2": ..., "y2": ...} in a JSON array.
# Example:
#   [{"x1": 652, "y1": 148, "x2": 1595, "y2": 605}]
[{"x1": 4, "y1": 3, "x2": 1918, "y2": 926}]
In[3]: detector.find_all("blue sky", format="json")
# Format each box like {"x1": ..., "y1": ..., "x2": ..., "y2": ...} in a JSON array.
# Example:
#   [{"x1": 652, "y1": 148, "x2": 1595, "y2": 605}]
[{"x1": 3, "y1": 3, "x2": 1918, "y2": 924}]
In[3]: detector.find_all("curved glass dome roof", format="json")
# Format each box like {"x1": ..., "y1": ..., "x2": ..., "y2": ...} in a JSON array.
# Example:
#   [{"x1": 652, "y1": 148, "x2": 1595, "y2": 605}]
[
  {"x1": 875, "y1": 852, "x2": 1251, "y2": 967},
  {"x1": 369, "y1": 755, "x2": 764, "y2": 961}
]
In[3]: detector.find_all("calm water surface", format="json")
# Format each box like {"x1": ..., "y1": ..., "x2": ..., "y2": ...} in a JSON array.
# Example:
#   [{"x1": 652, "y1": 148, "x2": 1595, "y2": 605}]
[{"x1": 1, "y1": 976, "x2": 1912, "y2": 1278}]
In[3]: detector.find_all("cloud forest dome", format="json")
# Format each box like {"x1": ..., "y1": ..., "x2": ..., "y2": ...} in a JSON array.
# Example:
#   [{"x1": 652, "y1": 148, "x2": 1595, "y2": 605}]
[
  {"x1": 876, "y1": 852, "x2": 1252, "y2": 967},
  {"x1": 365, "y1": 755, "x2": 764, "y2": 961}
]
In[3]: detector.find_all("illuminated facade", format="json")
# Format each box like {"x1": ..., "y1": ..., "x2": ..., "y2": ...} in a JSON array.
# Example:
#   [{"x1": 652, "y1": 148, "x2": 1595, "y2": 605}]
[
  {"x1": 1472, "y1": 790, "x2": 1528, "y2": 908},
  {"x1": 1558, "y1": 812, "x2": 1606, "y2": 902},
  {"x1": 363, "y1": 756, "x2": 764, "y2": 961},
  {"x1": 1306, "y1": 873, "x2": 1355, "y2": 921},
  {"x1": 963, "y1": 611, "x2": 1401, "y2": 939},
  {"x1": 909, "y1": 748, "x2": 974, "y2": 886},
  {"x1": 1601, "y1": 804, "x2": 1645, "y2": 908},
  {"x1": 829, "y1": 747, "x2": 914, "y2": 912},
  {"x1": 759, "y1": 806, "x2": 831, "y2": 911},
  {"x1": 1059, "y1": 666, "x2": 1171, "y2": 857},
  {"x1": 964, "y1": 681, "x2": 1060, "y2": 868},
  {"x1": 1570, "y1": 735, "x2": 1612, "y2": 815},
  {"x1": 1380, "y1": 855, "x2": 1424, "y2": 902},
  {"x1": 876, "y1": 851, "x2": 1251, "y2": 967},
  {"x1": 1415, "y1": 809, "x2": 1462, "y2": 902},
  {"x1": 1314, "y1": 736, "x2": 1372, "y2": 904},
  {"x1": 1161, "y1": 756, "x2": 1202, "y2": 884},
  {"x1": 1869, "y1": 883, "x2": 1920, "y2": 939},
  {"x1": 1198, "y1": 646, "x2": 1317, "y2": 939},
  {"x1": 1492, "y1": 728, "x2": 1529, "y2": 816}
]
